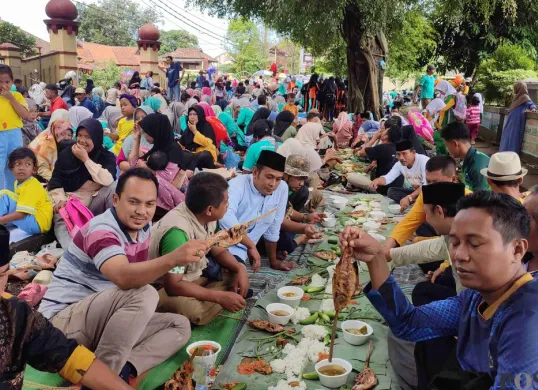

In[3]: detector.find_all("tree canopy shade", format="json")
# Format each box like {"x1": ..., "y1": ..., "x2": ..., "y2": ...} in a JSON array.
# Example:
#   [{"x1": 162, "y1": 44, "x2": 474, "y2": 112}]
[
  {"x1": 0, "y1": 21, "x2": 37, "y2": 58},
  {"x1": 225, "y1": 19, "x2": 266, "y2": 74},
  {"x1": 159, "y1": 30, "x2": 199, "y2": 54},
  {"x1": 191, "y1": 0, "x2": 408, "y2": 116},
  {"x1": 76, "y1": 0, "x2": 162, "y2": 47}
]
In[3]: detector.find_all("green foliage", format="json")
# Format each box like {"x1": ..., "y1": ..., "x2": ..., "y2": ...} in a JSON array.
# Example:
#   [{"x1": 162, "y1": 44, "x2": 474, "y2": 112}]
[
  {"x1": 315, "y1": 39, "x2": 347, "y2": 77},
  {"x1": 159, "y1": 30, "x2": 199, "y2": 54},
  {"x1": 0, "y1": 21, "x2": 37, "y2": 58},
  {"x1": 225, "y1": 18, "x2": 266, "y2": 74},
  {"x1": 479, "y1": 44, "x2": 535, "y2": 74},
  {"x1": 80, "y1": 60, "x2": 122, "y2": 90},
  {"x1": 475, "y1": 69, "x2": 537, "y2": 106},
  {"x1": 76, "y1": 0, "x2": 161, "y2": 46},
  {"x1": 385, "y1": 10, "x2": 438, "y2": 82}
]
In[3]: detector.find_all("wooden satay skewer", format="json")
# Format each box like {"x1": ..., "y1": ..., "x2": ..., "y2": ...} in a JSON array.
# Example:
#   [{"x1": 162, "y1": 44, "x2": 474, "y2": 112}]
[
  {"x1": 208, "y1": 207, "x2": 279, "y2": 247},
  {"x1": 364, "y1": 340, "x2": 373, "y2": 368}
]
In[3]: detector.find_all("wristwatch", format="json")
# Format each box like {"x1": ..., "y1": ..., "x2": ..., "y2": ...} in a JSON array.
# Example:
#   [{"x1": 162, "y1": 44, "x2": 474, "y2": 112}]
[{"x1": 407, "y1": 195, "x2": 414, "y2": 204}]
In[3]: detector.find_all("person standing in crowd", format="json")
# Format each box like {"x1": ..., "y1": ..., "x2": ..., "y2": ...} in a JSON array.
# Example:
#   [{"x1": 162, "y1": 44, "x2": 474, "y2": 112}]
[
  {"x1": 40, "y1": 168, "x2": 208, "y2": 384},
  {"x1": 196, "y1": 70, "x2": 206, "y2": 89},
  {"x1": 0, "y1": 65, "x2": 29, "y2": 191},
  {"x1": 48, "y1": 119, "x2": 117, "y2": 249},
  {"x1": 440, "y1": 121, "x2": 490, "y2": 191},
  {"x1": 40, "y1": 84, "x2": 68, "y2": 118},
  {"x1": 150, "y1": 172, "x2": 250, "y2": 325},
  {"x1": 465, "y1": 95, "x2": 481, "y2": 145},
  {"x1": 105, "y1": 82, "x2": 121, "y2": 107},
  {"x1": 499, "y1": 81, "x2": 537, "y2": 154},
  {"x1": 371, "y1": 140, "x2": 429, "y2": 211},
  {"x1": 74, "y1": 88, "x2": 97, "y2": 118},
  {"x1": 140, "y1": 71, "x2": 154, "y2": 100},
  {"x1": 414, "y1": 64, "x2": 437, "y2": 108},
  {"x1": 220, "y1": 150, "x2": 290, "y2": 271},
  {"x1": 323, "y1": 77, "x2": 337, "y2": 121},
  {"x1": 165, "y1": 56, "x2": 184, "y2": 102}
]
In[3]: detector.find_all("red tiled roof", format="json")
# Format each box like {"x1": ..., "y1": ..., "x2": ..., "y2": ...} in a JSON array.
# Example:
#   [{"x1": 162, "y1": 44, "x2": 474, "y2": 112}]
[
  {"x1": 77, "y1": 41, "x2": 140, "y2": 67},
  {"x1": 162, "y1": 48, "x2": 216, "y2": 62},
  {"x1": 0, "y1": 42, "x2": 19, "y2": 49}
]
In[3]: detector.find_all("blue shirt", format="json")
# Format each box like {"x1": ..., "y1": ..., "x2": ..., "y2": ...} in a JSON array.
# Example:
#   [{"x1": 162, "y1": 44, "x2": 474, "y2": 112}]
[
  {"x1": 219, "y1": 175, "x2": 288, "y2": 261},
  {"x1": 360, "y1": 120, "x2": 380, "y2": 132},
  {"x1": 79, "y1": 97, "x2": 97, "y2": 117},
  {"x1": 166, "y1": 62, "x2": 183, "y2": 87},
  {"x1": 419, "y1": 74, "x2": 437, "y2": 99},
  {"x1": 365, "y1": 274, "x2": 538, "y2": 389}
]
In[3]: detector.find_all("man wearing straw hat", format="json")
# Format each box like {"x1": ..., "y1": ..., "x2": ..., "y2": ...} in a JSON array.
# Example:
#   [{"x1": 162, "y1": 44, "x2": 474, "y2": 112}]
[{"x1": 480, "y1": 151, "x2": 530, "y2": 202}]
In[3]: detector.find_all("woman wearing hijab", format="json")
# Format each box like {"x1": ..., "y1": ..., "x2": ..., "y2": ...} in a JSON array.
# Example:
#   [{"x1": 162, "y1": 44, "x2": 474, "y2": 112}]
[
  {"x1": 246, "y1": 107, "x2": 271, "y2": 136},
  {"x1": 91, "y1": 86, "x2": 106, "y2": 118},
  {"x1": 116, "y1": 106, "x2": 154, "y2": 173},
  {"x1": 48, "y1": 118, "x2": 117, "y2": 249},
  {"x1": 296, "y1": 121, "x2": 322, "y2": 149},
  {"x1": 274, "y1": 110, "x2": 296, "y2": 140},
  {"x1": 85, "y1": 79, "x2": 95, "y2": 95},
  {"x1": 128, "y1": 72, "x2": 142, "y2": 103},
  {"x1": 69, "y1": 106, "x2": 94, "y2": 128},
  {"x1": 500, "y1": 81, "x2": 537, "y2": 153},
  {"x1": 98, "y1": 106, "x2": 122, "y2": 133},
  {"x1": 167, "y1": 97, "x2": 189, "y2": 134},
  {"x1": 138, "y1": 113, "x2": 213, "y2": 170},
  {"x1": 29, "y1": 117, "x2": 74, "y2": 182},
  {"x1": 142, "y1": 96, "x2": 163, "y2": 112},
  {"x1": 333, "y1": 111, "x2": 353, "y2": 147},
  {"x1": 216, "y1": 103, "x2": 247, "y2": 150},
  {"x1": 433, "y1": 80, "x2": 457, "y2": 130},
  {"x1": 180, "y1": 106, "x2": 218, "y2": 164}
]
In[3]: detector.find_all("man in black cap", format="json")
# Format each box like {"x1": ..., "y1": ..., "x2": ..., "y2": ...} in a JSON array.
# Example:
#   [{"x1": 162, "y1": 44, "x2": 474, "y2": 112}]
[
  {"x1": 220, "y1": 150, "x2": 294, "y2": 271},
  {"x1": 0, "y1": 226, "x2": 135, "y2": 389},
  {"x1": 371, "y1": 139, "x2": 430, "y2": 211},
  {"x1": 41, "y1": 83, "x2": 68, "y2": 118}
]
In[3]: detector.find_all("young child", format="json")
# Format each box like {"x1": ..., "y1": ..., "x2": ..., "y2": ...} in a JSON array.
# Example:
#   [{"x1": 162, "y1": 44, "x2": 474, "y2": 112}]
[
  {"x1": 283, "y1": 93, "x2": 298, "y2": 118},
  {"x1": 111, "y1": 94, "x2": 136, "y2": 155},
  {"x1": 21, "y1": 100, "x2": 41, "y2": 147},
  {"x1": 0, "y1": 65, "x2": 30, "y2": 191},
  {"x1": 0, "y1": 148, "x2": 53, "y2": 235},
  {"x1": 466, "y1": 95, "x2": 481, "y2": 145},
  {"x1": 146, "y1": 151, "x2": 186, "y2": 211}
]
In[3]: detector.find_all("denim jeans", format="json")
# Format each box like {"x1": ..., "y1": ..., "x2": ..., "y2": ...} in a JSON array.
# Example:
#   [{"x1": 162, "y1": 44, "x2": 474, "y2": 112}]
[
  {"x1": 167, "y1": 83, "x2": 180, "y2": 102},
  {"x1": 0, "y1": 192, "x2": 41, "y2": 234},
  {"x1": 0, "y1": 128, "x2": 23, "y2": 191}
]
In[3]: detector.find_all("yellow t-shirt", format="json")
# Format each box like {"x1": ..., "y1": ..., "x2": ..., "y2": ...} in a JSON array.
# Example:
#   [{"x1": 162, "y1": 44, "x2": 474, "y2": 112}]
[
  {"x1": 111, "y1": 117, "x2": 134, "y2": 156},
  {"x1": 2, "y1": 177, "x2": 53, "y2": 233},
  {"x1": 0, "y1": 91, "x2": 28, "y2": 131}
]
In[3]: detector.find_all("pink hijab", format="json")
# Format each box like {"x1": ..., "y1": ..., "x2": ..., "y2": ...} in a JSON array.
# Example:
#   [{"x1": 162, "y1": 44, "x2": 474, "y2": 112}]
[
  {"x1": 333, "y1": 112, "x2": 353, "y2": 147},
  {"x1": 198, "y1": 101, "x2": 215, "y2": 117}
]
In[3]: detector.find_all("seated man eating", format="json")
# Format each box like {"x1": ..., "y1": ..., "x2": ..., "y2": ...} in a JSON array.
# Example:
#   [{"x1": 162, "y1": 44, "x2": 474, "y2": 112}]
[
  {"x1": 149, "y1": 172, "x2": 250, "y2": 325},
  {"x1": 220, "y1": 150, "x2": 291, "y2": 270},
  {"x1": 341, "y1": 191, "x2": 538, "y2": 389},
  {"x1": 39, "y1": 168, "x2": 209, "y2": 382}
]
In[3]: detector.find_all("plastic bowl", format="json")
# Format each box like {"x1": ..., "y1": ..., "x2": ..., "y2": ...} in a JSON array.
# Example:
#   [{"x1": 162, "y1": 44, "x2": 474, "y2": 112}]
[
  {"x1": 266, "y1": 303, "x2": 294, "y2": 325},
  {"x1": 370, "y1": 233, "x2": 387, "y2": 242},
  {"x1": 369, "y1": 210, "x2": 386, "y2": 221},
  {"x1": 322, "y1": 217, "x2": 337, "y2": 228},
  {"x1": 363, "y1": 221, "x2": 381, "y2": 230},
  {"x1": 333, "y1": 198, "x2": 349, "y2": 211},
  {"x1": 315, "y1": 358, "x2": 353, "y2": 388},
  {"x1": 277, "y1": 286, "x2": 304, "y2": 307},
  {"x1": 341, "y1": 320, "x2": 373, "y2": 346},
  {"x1": 388, "y1": 204, "x2": 402, "y2": 215},
  {"x1": 186, "y1": 340, "x2": 222, "y2": 365}
]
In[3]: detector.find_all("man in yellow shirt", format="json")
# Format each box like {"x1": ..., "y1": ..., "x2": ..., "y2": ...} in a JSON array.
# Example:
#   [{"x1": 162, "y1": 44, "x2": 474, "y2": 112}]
[{"x1": 0, "y1": 65, "x2": 30, "y2": 191}]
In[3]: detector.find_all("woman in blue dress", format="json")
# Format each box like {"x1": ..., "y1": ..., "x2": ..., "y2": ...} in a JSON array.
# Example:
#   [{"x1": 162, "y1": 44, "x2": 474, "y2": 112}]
[{"x1": 500, "y1": 81, "x2": 537, "y2": 153}]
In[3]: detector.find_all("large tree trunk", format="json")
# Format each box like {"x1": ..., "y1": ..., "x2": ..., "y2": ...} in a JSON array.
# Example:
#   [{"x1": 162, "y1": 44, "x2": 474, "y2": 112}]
[{"x1": 342, "y1": 5, "x2": 387, "y2": 120}]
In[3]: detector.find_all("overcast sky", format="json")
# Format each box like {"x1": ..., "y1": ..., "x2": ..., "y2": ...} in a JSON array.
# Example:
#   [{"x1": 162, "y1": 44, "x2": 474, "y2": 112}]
[{"x1": 1, "y1": 0, "x2": 229, "y2": 57}]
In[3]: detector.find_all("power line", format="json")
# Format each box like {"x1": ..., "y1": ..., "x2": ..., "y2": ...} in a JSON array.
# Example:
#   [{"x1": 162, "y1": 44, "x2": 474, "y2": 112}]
[
  {"x1": 163, "y1": 0, "x2": 228, "y2": 33},
  {"x1": 136, "y1": 0, "x2": 226, "y2": 50},
  {"x1": 152, "y1": 0, "x2": 230, "y2": 43}
]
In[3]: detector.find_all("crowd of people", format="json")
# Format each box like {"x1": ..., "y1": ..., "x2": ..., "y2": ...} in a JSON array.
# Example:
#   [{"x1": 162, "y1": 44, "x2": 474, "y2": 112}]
[{"x1": 1, "y1": 59, "x2": 538, "y2": 390}]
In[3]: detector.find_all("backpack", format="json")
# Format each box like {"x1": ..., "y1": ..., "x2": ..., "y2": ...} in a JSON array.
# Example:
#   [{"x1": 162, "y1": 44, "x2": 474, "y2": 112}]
[
  {"x1": 58, "y1": 195, "x2": 94, "y2": 238},
  {"x1": 453, "y1": 93, "x2": 467, "y2": 121}
]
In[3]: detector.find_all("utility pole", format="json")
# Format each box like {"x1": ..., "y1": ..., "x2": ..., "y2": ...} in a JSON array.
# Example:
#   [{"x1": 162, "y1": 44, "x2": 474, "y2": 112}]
[{"x1": 38, "y1": 47, "x2": 42, "y2": 82}]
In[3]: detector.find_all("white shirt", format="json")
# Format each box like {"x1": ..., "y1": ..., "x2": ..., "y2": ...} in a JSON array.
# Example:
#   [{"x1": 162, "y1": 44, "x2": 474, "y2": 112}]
[
  {"x1": 383, "y1": 153, "x2": 429, "y2": 188},
  {"x1": 105, "y1": 88, "x2": 119, "y2": 105}
]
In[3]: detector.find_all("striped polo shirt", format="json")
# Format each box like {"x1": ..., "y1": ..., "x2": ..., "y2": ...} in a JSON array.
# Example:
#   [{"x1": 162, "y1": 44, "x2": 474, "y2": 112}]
[{"x1": 39, "y1": 208, "x2": 151, "y2": 319}]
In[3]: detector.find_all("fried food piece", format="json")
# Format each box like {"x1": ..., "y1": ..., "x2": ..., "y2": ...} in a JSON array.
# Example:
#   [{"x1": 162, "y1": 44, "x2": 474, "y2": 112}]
[
  {"x1": 222, "y1": 383, "x2": 240, "y2": 390},
  {"x1": 208, "y1": 223, "x2": 249, "y2": 248},
  {"x1": 352, "y1": 342, "x2": 377, "y2": 390},
  {"x1": 248, "y1": 320, "x2": 296, "y2": 334},
  {"x1": 165, "y1": 358, "x2": 195, "y2": 390},
  {"x1": 347, "y1": 211, "x2": 366, "y2": 218},
  {"x1": 290, "y1": 276, "x2": 310, "y2": 285},
  {"x1": 314, "y1": 251, "x2": 337, "y2": 261},
  {"x1": 237, "y1": 358, "x2": 273, "y2": 375}
]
